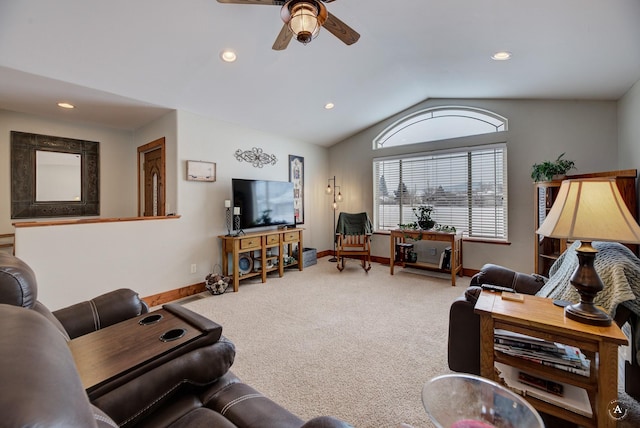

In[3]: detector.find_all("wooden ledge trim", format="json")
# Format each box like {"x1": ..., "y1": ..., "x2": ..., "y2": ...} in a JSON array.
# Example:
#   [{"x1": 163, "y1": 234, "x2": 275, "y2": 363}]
[{"x1": 13, "y1": 215, "x2": 181, "y2": 228}]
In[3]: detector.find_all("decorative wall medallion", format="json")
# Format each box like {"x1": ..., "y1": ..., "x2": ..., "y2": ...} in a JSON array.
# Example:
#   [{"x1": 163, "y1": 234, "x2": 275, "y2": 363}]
[{"x1": 234, "y1": 147, "x2": 277, "y2": 168}]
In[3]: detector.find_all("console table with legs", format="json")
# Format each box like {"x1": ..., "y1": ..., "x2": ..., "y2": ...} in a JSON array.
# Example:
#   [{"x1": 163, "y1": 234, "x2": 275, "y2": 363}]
[
  {"x1": 389, "y1": 229, "x2": 462, "y2": 286},
  {"x1": 218, "y1": 228, "x2": 303, "y2": 292},
  {"x1": 475, "y1": 291, "x2": 628, "y2": 428}
]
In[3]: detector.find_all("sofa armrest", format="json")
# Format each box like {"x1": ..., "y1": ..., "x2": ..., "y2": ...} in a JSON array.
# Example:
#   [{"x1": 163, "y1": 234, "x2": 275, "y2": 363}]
[
  {"x1": 53, "y1": 288, "x2": 149, "y2": 339},
  {"x1": 447, "y1": 293, "x2": 481, "y2": 375},
  {"x1": 92, "y1": 338, "x2": 236, "y2": 427},
  {"x1": 204, "y1": 380, "x2": 306, "y2": 428},
  {"x1": 470, "y1": 263, "x2": 546, "y2": 295}
]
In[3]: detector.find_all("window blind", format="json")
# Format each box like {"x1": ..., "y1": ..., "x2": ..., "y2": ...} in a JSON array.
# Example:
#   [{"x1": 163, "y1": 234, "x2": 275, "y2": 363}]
[{"x1": 373, "y1": 144, "x2": 507, "y2": 240}]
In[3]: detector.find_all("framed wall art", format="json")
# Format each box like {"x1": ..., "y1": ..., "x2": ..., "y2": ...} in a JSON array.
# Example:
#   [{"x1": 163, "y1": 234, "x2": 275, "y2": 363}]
[
  {"x1": 289, "y1": 155, "x2": 304, "y2": 224},
  {"x1": 186, "y1": 160, "x2": 216, "y2": 182}
]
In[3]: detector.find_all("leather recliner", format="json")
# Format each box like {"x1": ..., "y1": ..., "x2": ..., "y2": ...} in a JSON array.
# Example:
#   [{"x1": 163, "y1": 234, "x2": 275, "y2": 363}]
[
  {"x1": 0, "y1": 252, "x2": 352, "y2": 428},
  {"x1": 447, "y1": 263, "x2": 547, "y2": 375}
]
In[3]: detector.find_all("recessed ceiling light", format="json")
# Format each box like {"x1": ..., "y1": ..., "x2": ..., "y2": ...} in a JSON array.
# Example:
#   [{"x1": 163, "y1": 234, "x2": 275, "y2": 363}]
[
  {"x1": 324, "y1": 102, "x2": 335, "y2": 110},
  {"x1": 491, "y1": 51, "x2": 512, "y2": 61},
  {"x1": 57, "y1": 102, "x2": 75, "y2": 109},
  {"x1": 220, "y1": 50, "x2": 237, "y2": 63}
]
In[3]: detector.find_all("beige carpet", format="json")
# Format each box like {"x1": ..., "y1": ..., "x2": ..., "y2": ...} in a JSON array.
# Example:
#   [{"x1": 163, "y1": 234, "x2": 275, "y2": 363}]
[{"x1": 183, "y1": 258, "x2": 640, "y2": 428}]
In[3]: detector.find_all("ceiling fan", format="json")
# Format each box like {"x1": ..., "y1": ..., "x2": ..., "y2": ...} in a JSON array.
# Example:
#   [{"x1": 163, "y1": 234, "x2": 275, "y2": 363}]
[{"x1": 217, "y1": 0, "x2": 360, "y2": 50}]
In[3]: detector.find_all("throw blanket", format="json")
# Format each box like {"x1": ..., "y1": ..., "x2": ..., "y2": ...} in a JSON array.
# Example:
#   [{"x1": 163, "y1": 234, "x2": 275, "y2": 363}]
[
  {"x1": 335, "y1": 212, "x2": 372, "y2": 237},
  {"x1": 536, "y1": 241, "x2": 640, "y2": 363}
]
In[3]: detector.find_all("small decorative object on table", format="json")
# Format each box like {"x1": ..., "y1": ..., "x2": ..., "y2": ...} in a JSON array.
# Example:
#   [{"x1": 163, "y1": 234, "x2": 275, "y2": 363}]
[
  {"x1": 413, "y1": 205, "x2": 435, "y2": 230},
  {"x1": 205, "y1": 265, "x2": 231, "y2": 295}
]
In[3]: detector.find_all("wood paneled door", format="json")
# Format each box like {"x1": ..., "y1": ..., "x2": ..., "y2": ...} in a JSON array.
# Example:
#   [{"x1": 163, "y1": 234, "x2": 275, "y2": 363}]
[{"x1": 138, "y1": 138, "x2": 166, "y2": 217}]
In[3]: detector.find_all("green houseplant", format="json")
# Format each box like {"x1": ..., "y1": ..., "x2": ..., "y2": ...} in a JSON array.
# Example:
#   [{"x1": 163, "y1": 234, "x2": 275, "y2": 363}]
[
  {"x1": 413, "y1": 205, "x2": 436, "y2": 230},
  {"x1": 531, "y1": 153, "x2": 576, "y2": 182}
]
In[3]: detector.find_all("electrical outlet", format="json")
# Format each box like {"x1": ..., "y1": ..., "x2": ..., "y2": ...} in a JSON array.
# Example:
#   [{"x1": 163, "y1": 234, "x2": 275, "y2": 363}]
[
  {"x1": 190, "y1": 264, "x2": 197, "y2": 274},
  {"x1": 429, "y1": 248, "x2": 437, "y2": 256}
]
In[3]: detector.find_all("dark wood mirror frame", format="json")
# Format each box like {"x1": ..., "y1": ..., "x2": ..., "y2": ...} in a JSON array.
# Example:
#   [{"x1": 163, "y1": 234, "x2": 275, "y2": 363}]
[{"x1": 11, "y1": 131, "x2": 100, "y2": 219}]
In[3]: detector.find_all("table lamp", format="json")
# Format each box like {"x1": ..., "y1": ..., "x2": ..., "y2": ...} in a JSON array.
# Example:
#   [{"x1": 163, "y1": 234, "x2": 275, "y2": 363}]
[{"x1": 536, "y1": 178, "x2": 640, "y2": 326}]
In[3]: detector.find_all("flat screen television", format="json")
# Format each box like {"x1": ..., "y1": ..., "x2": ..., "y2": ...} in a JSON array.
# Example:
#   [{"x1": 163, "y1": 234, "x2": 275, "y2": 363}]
[{"x1": 232, "y1": 178, "x2": 295, "y2": 231}]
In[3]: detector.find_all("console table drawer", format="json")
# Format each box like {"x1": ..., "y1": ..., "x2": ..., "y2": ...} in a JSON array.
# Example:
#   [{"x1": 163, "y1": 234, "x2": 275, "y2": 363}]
[
  {"x1": 266, "y1": 235, "x2": 279, "y2": 245},
  {"x1": 240, "y1": 237, "x2": 261, "y2": 249},
  {"x1": 283, "y1": 231, "x2": 299, "y2": 242}
]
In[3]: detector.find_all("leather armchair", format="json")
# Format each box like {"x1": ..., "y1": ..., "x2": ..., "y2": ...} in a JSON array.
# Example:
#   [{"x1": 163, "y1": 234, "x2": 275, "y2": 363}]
[
  {"x1": 0, "y1": 252, "x2": 353, "y2": 427},
  {"x1": 447, "y1": 263, "x2": 546, "y2": 374}
]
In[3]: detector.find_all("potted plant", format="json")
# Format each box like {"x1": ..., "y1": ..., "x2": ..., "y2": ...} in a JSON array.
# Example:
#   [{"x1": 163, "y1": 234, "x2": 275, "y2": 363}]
[
  {"x1": 413, "y1": 205, "x2": 435, "y2": 230},
  {"x1": 531, "y1": 153, "x2": 576, "y2": 182}
]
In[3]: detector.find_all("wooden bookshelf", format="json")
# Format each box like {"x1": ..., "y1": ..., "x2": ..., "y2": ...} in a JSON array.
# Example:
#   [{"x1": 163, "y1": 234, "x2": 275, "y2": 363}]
[{"x1": 534, "y1": 169, "x2": 637, "y2": 276}]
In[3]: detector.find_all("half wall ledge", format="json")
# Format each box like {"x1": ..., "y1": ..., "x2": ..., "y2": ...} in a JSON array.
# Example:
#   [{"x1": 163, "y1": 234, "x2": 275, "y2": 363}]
[{"x1": 13, "y1": 215, "x2": 181, "y2": 228}]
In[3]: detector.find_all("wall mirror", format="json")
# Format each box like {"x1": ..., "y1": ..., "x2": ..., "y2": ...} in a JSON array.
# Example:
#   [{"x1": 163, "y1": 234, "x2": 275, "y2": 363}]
[{"x1": 11, "y1": 131, "x2": 100, "y2": 219}]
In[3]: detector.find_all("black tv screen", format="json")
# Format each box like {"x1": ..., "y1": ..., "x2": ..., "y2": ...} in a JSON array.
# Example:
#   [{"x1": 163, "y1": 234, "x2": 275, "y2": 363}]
[{"x1": 232, "y1": 179, "x2": 295, "y2": 230}]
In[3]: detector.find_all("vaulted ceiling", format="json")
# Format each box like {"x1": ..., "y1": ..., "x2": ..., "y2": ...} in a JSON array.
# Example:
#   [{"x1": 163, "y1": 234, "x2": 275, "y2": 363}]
[{"x1": 1, "y1": 0, "x2": 639, "y2": 146}]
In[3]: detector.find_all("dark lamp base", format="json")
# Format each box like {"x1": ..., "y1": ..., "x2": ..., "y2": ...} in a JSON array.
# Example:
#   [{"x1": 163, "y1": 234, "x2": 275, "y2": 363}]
[
  {"x1": 565, "y1": 242, "x2": 612, "y2": 326},
  {"x1": 565, "y1": 302, "x2": 612, "y2": 326}
]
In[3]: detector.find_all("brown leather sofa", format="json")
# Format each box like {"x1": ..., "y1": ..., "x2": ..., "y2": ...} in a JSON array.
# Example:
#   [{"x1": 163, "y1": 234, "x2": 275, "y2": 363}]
[{"x1": 0, "y1": 252, "x2": 351, "y2": 428}]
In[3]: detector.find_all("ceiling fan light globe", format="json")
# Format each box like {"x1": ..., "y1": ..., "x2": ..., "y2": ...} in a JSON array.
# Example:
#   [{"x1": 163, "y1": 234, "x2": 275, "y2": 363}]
[{"x1": 282, "y1": 1, "x2": 326, "y2": 45}]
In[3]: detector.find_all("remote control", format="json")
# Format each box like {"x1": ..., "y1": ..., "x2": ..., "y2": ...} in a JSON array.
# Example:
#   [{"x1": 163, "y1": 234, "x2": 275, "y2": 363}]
[{"x1": 481, "y1": 284, "x2": 515, "y2": 293}]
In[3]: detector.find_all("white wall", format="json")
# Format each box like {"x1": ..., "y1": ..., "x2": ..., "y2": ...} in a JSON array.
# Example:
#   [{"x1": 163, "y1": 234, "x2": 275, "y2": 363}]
[
  {"x1": 10, "y1": 109, "x2": 329, "y2": 310},
  {"x1": 329, "y1": 99, "x2": 619, "y2": 274},
  {"x1": 619, "y1": 79, "x2": 640, "y2": 208},
  {"x1": 174, "y1": 110, "x2": 331, "y2": 274}
]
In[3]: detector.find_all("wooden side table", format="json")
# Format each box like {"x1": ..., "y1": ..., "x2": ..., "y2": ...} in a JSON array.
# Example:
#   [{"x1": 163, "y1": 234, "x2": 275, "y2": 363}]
[
  {"x1": 389, "y1": 229, "x2": 462, "y2": 285},
  {"x1": 474, "y1": 292, "x2": 628, "y2": 428}
]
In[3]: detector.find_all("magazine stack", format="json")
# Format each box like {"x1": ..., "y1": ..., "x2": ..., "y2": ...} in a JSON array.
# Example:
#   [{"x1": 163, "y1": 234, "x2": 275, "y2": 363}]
[{"x1": 494, "y1": 329, "x2": 590, "y2": 376}]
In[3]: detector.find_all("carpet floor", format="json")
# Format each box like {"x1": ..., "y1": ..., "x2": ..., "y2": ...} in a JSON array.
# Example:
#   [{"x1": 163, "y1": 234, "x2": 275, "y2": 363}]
[{"x1": 183, "y1": 258, "x2": 640, "y2": 428}]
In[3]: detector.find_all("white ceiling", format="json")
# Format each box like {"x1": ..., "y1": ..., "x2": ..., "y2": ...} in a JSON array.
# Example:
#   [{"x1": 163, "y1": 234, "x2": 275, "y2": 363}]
[{"x1": 1, "y1": 0, "x2": 639, "y2": 147}]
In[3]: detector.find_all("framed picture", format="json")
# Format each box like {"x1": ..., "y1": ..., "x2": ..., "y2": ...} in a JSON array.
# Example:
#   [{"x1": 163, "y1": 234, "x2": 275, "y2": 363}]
[
  {"x1": 186, "y1": 160, "x2": 216, "y2": 182},
  {"x1": 289, "y1": 155, "x2": 304, "y2": 224}
]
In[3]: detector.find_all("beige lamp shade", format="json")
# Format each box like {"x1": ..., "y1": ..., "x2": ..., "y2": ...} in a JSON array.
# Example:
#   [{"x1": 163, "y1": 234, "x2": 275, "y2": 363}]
[{"x1": 537, "y1": 178, "x2": 640, "y2": 244}]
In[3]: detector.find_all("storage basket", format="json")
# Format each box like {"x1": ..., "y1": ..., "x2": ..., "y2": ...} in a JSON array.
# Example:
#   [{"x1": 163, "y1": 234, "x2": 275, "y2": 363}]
[{"x1": 205, "y1": 264, "x2": 231, "y2": 295}]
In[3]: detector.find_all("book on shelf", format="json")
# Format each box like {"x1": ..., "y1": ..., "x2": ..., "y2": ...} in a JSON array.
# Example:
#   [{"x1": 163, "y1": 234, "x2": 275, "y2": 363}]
[
  {"x1": 439, "y1": 246, "x2": 451, "y2": 269},
  {"x1": 495, "y1": 362, "x2": 592, "y2": 418},
  {"x1": 518, "y1": 371, "x2": 564, "y2": 396}
]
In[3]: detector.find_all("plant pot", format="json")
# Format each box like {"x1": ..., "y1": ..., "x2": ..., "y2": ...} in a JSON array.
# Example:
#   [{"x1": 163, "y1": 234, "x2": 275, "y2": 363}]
[{"x1": 418, "y1": 220, "x2": 435, "y2": 230}]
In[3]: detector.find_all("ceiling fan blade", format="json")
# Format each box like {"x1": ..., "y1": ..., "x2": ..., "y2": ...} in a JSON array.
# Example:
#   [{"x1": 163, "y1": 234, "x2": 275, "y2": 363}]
[
  {"x1": 217, "y1": 0, "x2": 285, "y2": 5},
  {"x1": 323, "y1": 13, "x2": 360, "y2": 45},
  {"x1": 272, "y1": 24, "x2": 293, "y2": 50}
]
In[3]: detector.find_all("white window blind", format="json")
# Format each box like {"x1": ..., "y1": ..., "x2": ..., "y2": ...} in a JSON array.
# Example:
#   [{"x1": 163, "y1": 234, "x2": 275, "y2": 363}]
[{"x1": 373, "y1": 144, "x2": 507, "y2": 240}]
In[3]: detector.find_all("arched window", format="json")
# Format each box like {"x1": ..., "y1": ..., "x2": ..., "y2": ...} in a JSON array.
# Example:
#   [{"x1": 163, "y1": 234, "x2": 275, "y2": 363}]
[
  {"x1": 372, "y1": 106, "x2": 509, "y2": 240},
  {"x1": 374, "y1": 106, "x2": 507, "y2": 149}
]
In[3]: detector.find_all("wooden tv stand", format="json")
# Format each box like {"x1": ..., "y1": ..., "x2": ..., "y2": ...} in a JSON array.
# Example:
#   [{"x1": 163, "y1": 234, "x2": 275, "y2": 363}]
[{"x1": 218, "y1": 228, "x2": 303, "y2": 292}]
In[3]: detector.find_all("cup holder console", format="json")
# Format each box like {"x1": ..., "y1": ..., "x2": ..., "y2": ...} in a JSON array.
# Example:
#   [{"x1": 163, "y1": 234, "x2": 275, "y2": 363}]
[
  {"x1": 159, "y1": 328, "x2": 187, "y2": 342},
  {"x1": 138, "y1": 314, "x2": 163, "y2": 325}
]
